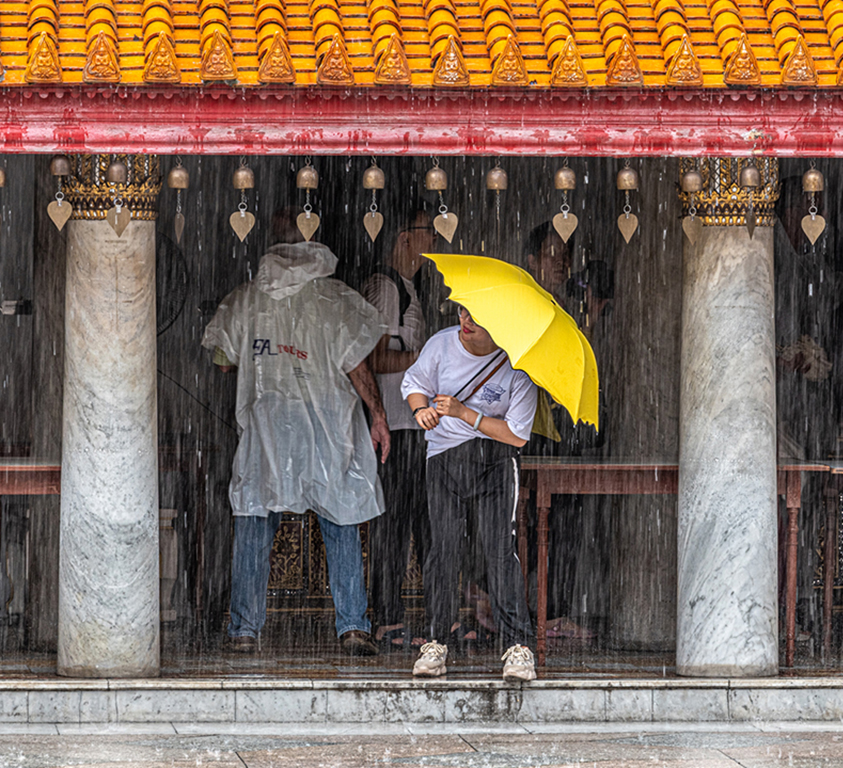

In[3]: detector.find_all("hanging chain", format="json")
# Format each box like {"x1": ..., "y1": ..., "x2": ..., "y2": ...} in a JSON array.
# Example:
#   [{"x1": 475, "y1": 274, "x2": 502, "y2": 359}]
[
  {"x1": 304, "y1": 188, "x2": 312, "y2": 216},
  {"x1": 238, "y1": 189, "x2": 247, "y2": 217}
]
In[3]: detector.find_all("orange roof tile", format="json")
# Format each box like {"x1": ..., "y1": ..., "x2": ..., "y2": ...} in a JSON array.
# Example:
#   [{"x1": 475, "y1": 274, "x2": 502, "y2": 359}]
[{"x1": 0, "y1": 0, "x2": 839, "y2": 87}]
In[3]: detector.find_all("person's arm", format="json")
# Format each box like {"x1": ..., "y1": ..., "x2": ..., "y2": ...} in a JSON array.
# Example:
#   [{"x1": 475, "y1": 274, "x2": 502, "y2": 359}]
[
  {"x1": 407, "y1": 391, "x2": 440, "y2": 430},
  {"x1": 432, "y1": 395, "x2": 527, "y2": 447},
  {"x1": 369, "y1": 334, "x2": 420, "y2": 374},
  {"x1": 348, "y1": 359, "x2": 391, "y2": 463}
]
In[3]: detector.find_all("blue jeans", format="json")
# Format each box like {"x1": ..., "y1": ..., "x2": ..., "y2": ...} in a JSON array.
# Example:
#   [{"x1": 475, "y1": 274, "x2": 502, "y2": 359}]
[{"x1": 228, "y1": 512, "x2": 371, "y2": 639}]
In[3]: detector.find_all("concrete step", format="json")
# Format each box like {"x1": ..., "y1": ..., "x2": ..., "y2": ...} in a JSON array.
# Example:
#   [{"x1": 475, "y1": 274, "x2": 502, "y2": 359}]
[{"x1": 0, "y1": 677, "x2": 842, "y2": 724}]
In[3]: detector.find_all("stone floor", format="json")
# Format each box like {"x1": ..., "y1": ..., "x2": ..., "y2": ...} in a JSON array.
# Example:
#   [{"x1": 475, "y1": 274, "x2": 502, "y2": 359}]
[{"x1": 5, "y1": 725, "x2": 843, "y2": 766}]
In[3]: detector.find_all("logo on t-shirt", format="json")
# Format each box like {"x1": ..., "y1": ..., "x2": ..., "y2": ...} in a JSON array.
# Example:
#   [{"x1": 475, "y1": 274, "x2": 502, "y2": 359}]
[{"x1": 480, "y1": 383, "x2": 505, "y2": 404}]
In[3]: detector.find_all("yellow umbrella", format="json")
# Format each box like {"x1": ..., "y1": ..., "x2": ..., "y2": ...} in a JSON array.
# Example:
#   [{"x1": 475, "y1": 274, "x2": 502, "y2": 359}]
[{"x1": 425, "y1": 253, "x2": 599, "y2": 429}]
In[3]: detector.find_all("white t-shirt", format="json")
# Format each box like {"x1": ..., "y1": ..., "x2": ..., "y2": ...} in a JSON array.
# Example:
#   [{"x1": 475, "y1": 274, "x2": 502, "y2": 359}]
[
  {"x1": 362, "y1": 271, "x2": 426, "y2": 431},
  {"x1": 401, "y1": 327, "x2": 538, "y2": 457}
]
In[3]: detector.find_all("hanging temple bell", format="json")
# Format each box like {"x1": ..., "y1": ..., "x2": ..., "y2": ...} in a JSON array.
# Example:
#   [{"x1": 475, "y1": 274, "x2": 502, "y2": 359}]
[
  {"x1": 230, "y1": 161, "x2": 256, "y2": 242},
  {"x1": 552, "y1": 165, "x2": 577, "y2": 243},
  {"x1": 168, "y1": 161, "x2": 190, "y2": 244},
  {"x1": 680, "y1": 169, "x2": 704, "y2": 245},
  {"x1": 296, "y1": 164, "x2": 319, "y2": 190},
  {"x1": 47, "y1": 154, "x2": 73, "y2": 232},
  {"x1": 425, "y1": 165, "x2": 448, "y2": 191},
  {"x1": 362, "y1": 163, "x2": 385, "y2": 243},
  {"x1": 616, "y1": 164, "x2": 640, "y2": 243},
  {"x1": 802, "y1": 165, "x2": 826, "y2": 245}
]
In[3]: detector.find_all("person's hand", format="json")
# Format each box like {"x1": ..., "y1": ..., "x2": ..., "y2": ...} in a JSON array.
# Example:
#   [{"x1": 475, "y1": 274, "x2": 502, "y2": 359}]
[
  {"x1": 414, "y1": 406, "x2": 439, "y2": 430},
  {"x1": 433, "y1": 395, "x2": 468, "y2": 421},
  {"x1": 370, "y1": 418, "x2": 391, "y2": 463}
]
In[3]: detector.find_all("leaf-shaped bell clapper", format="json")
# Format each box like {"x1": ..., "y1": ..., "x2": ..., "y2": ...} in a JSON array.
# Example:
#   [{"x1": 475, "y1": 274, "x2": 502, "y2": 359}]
[
  {"x1": 425, "y1": 166, "x2": 448, "y2": 191},
  {"x1": 106, "y1": 159, "x2": 128, "y2": 185},
  {"x1": 233, "y1": 164, "x2": 255, "y2": 190},
  {"x1": 555, "y1": 166, "x2": 576, "y2": 190},
  {"x1": 296, "y1": 165, "x2": 319, "y2": 190},
  {"x1": 362, "y1": 164, "x2": 385, "y2": 190},
  {"x1": 50, "y1": 155, "x2": 72, "y2": 177}
]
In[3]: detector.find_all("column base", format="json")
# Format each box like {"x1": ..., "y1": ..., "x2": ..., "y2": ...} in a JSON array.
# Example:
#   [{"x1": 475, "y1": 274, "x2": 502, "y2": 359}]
[{"x1": 677, "y1": 662, "x2": 778, "y2": 678}]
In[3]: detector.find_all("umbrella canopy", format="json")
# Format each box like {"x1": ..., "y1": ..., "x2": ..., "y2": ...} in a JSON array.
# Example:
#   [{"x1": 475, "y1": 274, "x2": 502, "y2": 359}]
[{"x1": 425, "y1": 253, "x2": 599, "y2": 429}]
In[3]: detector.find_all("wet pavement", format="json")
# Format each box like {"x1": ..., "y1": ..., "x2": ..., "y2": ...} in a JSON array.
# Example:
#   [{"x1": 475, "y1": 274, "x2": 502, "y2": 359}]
[{"x1": 3, "y1": 725, "x2": 843, "y2": 767}]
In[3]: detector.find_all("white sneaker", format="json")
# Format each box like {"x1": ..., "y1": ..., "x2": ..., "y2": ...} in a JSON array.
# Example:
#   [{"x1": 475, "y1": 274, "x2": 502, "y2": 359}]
[
  {"x1": 502, "y1": 644, "x2": 536, "y2": 682},
  {"x1": 412, "y1": 641, "x2": 448, "y2": 677}
]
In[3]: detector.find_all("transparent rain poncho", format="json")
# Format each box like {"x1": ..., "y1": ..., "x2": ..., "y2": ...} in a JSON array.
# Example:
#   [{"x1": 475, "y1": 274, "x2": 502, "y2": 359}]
[{"x1": 202, "y1": 241, "x2": 387, "y2": 525}]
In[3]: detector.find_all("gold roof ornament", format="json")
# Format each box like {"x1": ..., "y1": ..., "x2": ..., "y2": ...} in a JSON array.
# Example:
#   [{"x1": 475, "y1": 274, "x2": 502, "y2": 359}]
[
  {"x1": 83, "y1": 31, "x2": 120, "y2": 83},
  {"x1": 781, "y1": 35, "x2": 817, "y2": 86},
  {"x1": 258, "y1": 32, "x2": 295, "y2": 83},
  {"x1": 665, "y1": 35, "x2": 703, "y2": 86},
  {"x1": 606, "y1": 35, "x2": 643, "y2": 86},
  {"x1": 144, "y1": 32, "x2": 181, "y2": 83},
  {"x1": 316, "y1": 35, "x2": 356, "y2": 85},
  {"x1": 374, "y1": 34, "x2": 411, "y2": 85},
  {"x1": 724, "y1": 33, "x2": 761, "y2": 86},
  {"x1": 491, "y1": 36, "x2": 529, "y2": 86},
  {"x1": 25, "y1": 31, "x2": 62, "y2": 83},
  {"x1": 550, "y1": 35, "x2": 588, "y2": 86},
  {"x1": 201, "y1": 30, "x2": 237, "y2": 81},
  {"x1": 433, "y1": 36, "x2": 470, "y2": 87}
]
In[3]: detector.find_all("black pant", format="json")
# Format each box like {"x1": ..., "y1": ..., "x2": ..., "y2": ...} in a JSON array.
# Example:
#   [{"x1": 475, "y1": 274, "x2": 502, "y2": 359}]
[
  {"x1": 368, "y1": 429, "x2": 430, "y2": 627},
  {"x1": 424, "y1": 438, "x2": 535, "y2": 651}
]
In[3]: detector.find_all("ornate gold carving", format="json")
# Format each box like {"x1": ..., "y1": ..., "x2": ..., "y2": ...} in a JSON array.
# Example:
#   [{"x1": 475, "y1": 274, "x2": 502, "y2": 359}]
[
  {"x1": 201, "y1": 29, "x2": 237, "y2": 81},
  {"x1": 433, "y1": 36, "x2": 470, "y2": 87},
  {"x1": 665, "y1": 35, "x2": 703, "y2": 86},
  {"x1": 317, "y1": 34, "x2": 356, "y2": 85},
  {"x1": 781, "y1": 35, "x2": 817, "y2": 86},
  {"x1": 724, "y1": 33, "x2": 761, "y2": 86},
  {"x1": 269, "y1": 519, "x2": 305, "y2": 592},
  {"x1": 259, "y1": 32, "x2": 295, "y2": 83},
  {"x1": 144, "y1": 32, "x2": 181, "y2": 84},
  {"x1": 25, "y1": 32, "x2": 62, "y2": 83},
  {"x1": 606, "y1": 35, "x2": 643, "y2": 86},
  {"x1": 374, "y1": 34, "x2": 411, "y2": 85},
  {"x1": 491, "y1": 36, "x2": 528, "y2": 86},
  {"x1": 84, "y1": 31, "x2": 120, "y2": 83},
  {"x1": 551, "y1": 36, "x2": 588, "y2": 87},
  {"x1": 677, "y1": 157, "x2": 780, "y2": 227},
  {"x1": 63, "y1": 155, "x2": 162, "y2": 221}
]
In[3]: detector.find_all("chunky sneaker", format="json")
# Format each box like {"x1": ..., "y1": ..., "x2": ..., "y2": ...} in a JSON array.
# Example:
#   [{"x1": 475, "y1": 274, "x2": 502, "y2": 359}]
[
  {"x1": 501, "y1": 644, "x2": 536, "y2": 682},
  {"x1": 412, "y1": 641, "x2": 448, "y2": 677}
]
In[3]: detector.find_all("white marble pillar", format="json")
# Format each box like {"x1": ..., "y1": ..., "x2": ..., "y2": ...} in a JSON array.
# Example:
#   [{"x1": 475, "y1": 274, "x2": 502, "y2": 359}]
[
  {"x1": 58, "y1": 219, "x2": 159, "y2": 678},
  {"x1": 677, "y1": 225, "x2": 778, "y2": 677}
]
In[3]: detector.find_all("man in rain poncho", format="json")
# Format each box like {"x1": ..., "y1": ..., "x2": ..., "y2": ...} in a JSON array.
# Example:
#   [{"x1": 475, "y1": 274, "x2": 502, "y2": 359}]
[{"x1": 203, "y1": 216, "x2": 390, "y2": 656}]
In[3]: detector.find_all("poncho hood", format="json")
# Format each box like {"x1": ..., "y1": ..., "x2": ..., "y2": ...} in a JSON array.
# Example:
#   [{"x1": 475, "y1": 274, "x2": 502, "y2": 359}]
[{"x1": 256, "y1": 241, "x2": 338, "y2": 299}]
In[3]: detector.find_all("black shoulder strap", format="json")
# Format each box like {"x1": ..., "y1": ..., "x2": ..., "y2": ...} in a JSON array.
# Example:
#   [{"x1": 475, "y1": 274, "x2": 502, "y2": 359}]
[{"x1": 374, "y1": 267, "x2": 411, "y2": 327}]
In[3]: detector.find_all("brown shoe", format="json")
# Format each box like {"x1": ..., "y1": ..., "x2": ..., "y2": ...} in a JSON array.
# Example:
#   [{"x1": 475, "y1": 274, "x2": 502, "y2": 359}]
[
  {"x1": 226, "y1": 635, "x2": 257, "y2": 654},
  {"x1": 340, "y1": 630, "x2": 379, "y2": 657}
]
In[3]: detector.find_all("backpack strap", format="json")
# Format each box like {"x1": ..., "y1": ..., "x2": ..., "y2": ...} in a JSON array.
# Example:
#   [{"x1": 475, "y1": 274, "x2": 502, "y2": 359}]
[{"x1": 373, "y1": 267, "x2": 411, "y2": 328}]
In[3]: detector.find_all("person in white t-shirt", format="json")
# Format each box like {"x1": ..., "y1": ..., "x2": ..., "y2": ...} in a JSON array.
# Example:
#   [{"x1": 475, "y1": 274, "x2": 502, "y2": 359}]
[
  {"x1": 362, "y1": 205, "x2": 435, "y2": 651},
  {"x1": 401, "y1": 306, "x2": 539, "y2": 681}
]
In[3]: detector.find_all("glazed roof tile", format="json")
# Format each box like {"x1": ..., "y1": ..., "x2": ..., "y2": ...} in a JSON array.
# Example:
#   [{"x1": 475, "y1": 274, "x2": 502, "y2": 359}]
[{"x1": 0, "y1": 0, "x2": 839, "y2": 87}]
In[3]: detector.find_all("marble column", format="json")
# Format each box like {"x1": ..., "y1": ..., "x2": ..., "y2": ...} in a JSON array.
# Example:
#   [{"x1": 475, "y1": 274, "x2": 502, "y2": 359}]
[
  {"x1": 58, "y1": 157, "x2": 160, "y2": 677},
  {"x1": 677, "y1": 219, "x2": 778, "y2": 677}
]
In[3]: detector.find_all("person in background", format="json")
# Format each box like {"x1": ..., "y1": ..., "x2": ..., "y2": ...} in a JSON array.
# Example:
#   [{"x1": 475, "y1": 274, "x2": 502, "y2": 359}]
[
  {"x1": 362, "y1": 201, "x2": 435, "y2": 651},
  {"x1": 203, "y1": 208, "x2": 389, "y2": 657},
  {"x1": 402, "y1": 306, "x2": 538, "y2": 681},
  {"x1": 523, "y1": 222, "x2": 613, "y2": 641}
]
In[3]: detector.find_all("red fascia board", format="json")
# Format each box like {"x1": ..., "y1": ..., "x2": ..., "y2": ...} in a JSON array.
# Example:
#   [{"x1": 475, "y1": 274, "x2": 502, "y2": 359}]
[{"x1": 1, "y1": 87, "x2": 843, "y2": 156}]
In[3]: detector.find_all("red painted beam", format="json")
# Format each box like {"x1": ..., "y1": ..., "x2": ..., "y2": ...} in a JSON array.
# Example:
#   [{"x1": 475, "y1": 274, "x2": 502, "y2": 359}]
[{"x1": 2, "y1": 86, "x2": 843, "y2": 156}]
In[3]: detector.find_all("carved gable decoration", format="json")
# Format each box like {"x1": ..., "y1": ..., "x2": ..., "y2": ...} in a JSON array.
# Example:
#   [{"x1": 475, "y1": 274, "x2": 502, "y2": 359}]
[
  {"x1": 201, "y1": 30, "x2": 237, "y2": 81},
  {"x1": 317, "y1": 35, "x2": 355, "y2": 85},
  {"x1": 25, "y1": 32, "x2": 62, "y2": 83},
  {"x1": 84, "y1": 32, "x2": 120, "y2": 83},
  {"x1": 433, "y1": 36, "x2": 470, "y2": 87},
  {"x1": 551, "y1": 36, "x2": 588, "y2": 87},
  {"x1": 724, "y1": 33, "x2": 761, "y2": 86},
  {"x1": 144, "y1": 32, "x2": 181, "y2": 83},
  {"x1": 374, "y1": 34, "x2": 411, "y2": 85},
  {"x1": 491, "y1": 36, "x2": 528, "y2": 86},
  {"x1": 606, "y1": 35, "x2": 643, "y2": 86},
  {"x1": 781, "y1": 35, "x2": 817, "y2": 86},
  {"x1": 665, "y1": 35, "x2": 703, "y2": 86},
  {"x1": 259, "y1": 32, "x2": 295, "y2": 83}
]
